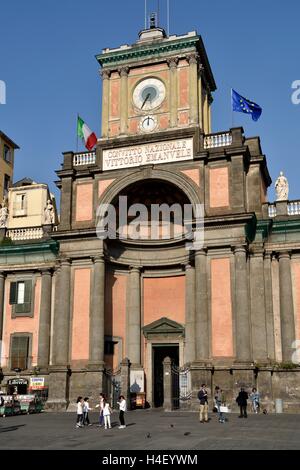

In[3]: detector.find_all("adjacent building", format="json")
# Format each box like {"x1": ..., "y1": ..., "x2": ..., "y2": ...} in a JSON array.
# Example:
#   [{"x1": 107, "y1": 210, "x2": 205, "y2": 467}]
[{"x1": 0, "y1": 130, "x2": 19, "y2": 201}]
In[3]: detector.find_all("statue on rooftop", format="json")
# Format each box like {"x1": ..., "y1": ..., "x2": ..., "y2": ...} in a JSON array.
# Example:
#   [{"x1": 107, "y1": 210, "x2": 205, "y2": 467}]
[
  {"x1": 43, "y1": 199, "x2": 55, "y2": 225},
  {"x1": 0, "y1": 201, "x2": 8, "y2": 228},
  {"x1": 275, "y1": 171, "x2": 289, "y2": 201}
]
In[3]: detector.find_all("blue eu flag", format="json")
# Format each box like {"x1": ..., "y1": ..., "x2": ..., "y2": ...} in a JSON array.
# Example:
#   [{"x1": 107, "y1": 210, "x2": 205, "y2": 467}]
[{"x1": 231, "y1": 89, "x2": 262, "y2": 121}]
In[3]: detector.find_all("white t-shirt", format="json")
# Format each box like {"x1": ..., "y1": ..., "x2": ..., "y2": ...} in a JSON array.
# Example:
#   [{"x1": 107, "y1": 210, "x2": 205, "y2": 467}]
[
  {"x1": 103, "y1": 403, "x2": 111, "y2": 416},
  {"x1": 77, "y1": 402, "x2": 83, "y2": 415},
  {"x1": 118, "y1": 399, "x2": 127, "y2": 412}
]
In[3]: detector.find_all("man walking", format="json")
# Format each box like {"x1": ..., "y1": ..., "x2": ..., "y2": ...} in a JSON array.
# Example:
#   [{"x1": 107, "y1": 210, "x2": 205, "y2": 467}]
[
  {"x1": 198, "y1": 384, "x2": 209, "y2": 423},
  {"x1": 236, "y1": 387, "x2": 249, "y2": 418}
]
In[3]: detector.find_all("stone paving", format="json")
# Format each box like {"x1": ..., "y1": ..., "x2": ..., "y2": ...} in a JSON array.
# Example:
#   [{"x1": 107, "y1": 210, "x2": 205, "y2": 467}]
[{"x1": 0, "y1": 410, "x2": 300, "y2": 450}]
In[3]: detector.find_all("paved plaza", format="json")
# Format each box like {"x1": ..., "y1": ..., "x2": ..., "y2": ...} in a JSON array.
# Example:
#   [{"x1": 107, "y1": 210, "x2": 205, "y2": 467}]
[{"x1": 0, "y1": 410, "x2": 300, "y2": 450}]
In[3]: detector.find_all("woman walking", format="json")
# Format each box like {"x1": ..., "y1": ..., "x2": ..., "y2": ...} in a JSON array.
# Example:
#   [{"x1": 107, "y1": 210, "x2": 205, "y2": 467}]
[
  {"x1": 103, "y1": 400, "x2": 112, "y2": 429},
  {"x1": 250, "y1": 388, "x2": 260, "y2": 414},
  {"x1": 96, "y1": 393, "x2": 105, "y2": 427},
  {"x1": 214, "y1": 386, "x2": 225, "y2": 423},
  {"x1": 117, "y1": 395, "x2": 127, "y2": 429},
  {"x1": 76, "y1": 397, "x2": 84, "y2": 428}
]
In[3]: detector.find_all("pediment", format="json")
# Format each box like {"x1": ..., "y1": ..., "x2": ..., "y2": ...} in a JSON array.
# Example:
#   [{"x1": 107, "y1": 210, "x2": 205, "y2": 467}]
[{"x1": 142, "y1": 317, "x2": 185, "y2": 338}]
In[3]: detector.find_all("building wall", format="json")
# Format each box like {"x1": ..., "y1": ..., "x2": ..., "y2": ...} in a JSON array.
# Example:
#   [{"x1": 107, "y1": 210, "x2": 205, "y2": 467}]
[
  {"x1": 0, "y1": 135, "x2": 14, "y2": 200},
  {"x1": 7, "y1": 184, "x2": 49, "y2": 229}
]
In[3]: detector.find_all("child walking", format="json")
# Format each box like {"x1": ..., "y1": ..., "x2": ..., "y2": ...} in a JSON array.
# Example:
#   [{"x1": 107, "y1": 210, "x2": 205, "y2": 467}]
[
  {"x1": 103, "y1": 400, "x2": 112, "y2": 429},
  {"x1": 76, "y1": 397, "x2": 84, "y2": 428},
  {"x1": 96, "y1": 393, "x2": 105, "y2": 427},
  {"x1": 117, "y1": 395, "x2": 127, "y2": 429},
  {"x1": 83, "y1": 397, "x2": 92, "y2": 426}
]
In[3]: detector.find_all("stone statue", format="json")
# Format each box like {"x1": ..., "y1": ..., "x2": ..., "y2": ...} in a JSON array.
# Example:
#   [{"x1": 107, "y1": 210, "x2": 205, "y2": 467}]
[
  {"x1": 44, "y1": 199, "x2": 55, "y2": 225},
  {"x1": 275, "y1": 171, "x2": 289, "y2": 201},
  {"x1": 0, "y1": 202, "x2": 8, "y2": 228}
]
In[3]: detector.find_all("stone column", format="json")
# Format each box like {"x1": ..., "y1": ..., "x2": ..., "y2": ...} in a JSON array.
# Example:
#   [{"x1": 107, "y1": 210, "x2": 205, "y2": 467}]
[
  {"x1": 127, "y1": 267, "x2": 141, "y2": 366},
  {"x1": 52, "y1": 259, "x2": 71, "y2": 366},
  {"x1": 185, "y1": 264, "x2": 196, "y2": 363},
  {"x1": 250, "y1": 251, "x2": 268, "y2": 361},
  {"x1": 90, "y1": 256, "x2": 105, "y2": 366},
  {"x1": 167, "y1": 58, "x2": 178, "y2": 128},
  {"x1": 163, "y1": 356, "x2": 172, "y2": 412},
  {"x1": 198, "y1": 65, "x2": 204, "y2": 130},
  {"x1": 37, "y1": 270, "x2": 52, "y2": 369},
  {"x1": 0, "y1": 272, "x2": 5, "y2": 342},
  {"x1": 234, "y1": 246, "x2": 251, "y2": 362},
  {"x1": 187, "y1": 53, "x2": 199, "y2": 125},
  {"x1": 278, "y1": 252, "x2": 296, "y2": 361},
  {"x1": 264, "y1": 253, "x2": 275, "y2": 360},
  {"x1": 119, "y1": 67, "x2": 129, "y2": 135},
  {"x1": 195, "y1": 250, "x2": 209, "y2": 360},
  {"x1": 120, "y1": 357, "x2": 131, "y2": 410},
  {"x1": 100, "y1": 69, "x2": 111, "y2": 138}
]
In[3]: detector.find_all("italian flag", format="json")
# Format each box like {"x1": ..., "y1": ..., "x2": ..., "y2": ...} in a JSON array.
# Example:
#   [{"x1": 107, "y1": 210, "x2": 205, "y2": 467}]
[{"x1": 77, "y1": 116, "x2": 97, "y2": 151}]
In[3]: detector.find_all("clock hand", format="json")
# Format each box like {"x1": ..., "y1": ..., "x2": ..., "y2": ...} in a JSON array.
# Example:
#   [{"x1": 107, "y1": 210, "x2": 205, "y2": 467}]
[
  {"x1": 141, "y1": 93, "x2": 151, "y2": 109},
  {"x1": 147, "y1": 116, "x2": 150, "y2": 125}
]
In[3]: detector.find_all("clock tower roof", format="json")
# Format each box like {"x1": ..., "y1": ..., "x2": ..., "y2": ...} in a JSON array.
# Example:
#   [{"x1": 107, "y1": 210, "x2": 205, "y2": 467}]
[{"x1": 96, "y1": 30, "x2": 216, "y2": 92}]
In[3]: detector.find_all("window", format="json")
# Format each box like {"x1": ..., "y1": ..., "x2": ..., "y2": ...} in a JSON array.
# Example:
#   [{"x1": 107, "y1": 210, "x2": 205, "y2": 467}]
[
  {"x1": 4, "y1": 174, "x2": 10, "y2": 197},
  {"x1": 10, "y1": 336, "x2": 30, "y2": 370},
  {"x1": 9, "y1": 280, "x2": 32, "y2": 315},
  {"x1": 13, "y1": 193, "x2": 27, "y2": 216},
  {"x1": 3, "y1": 144, "x2": 12, "y2": 163},
  {"x1": 104, "y1": 340, "x2": 115, "y2": 355}
]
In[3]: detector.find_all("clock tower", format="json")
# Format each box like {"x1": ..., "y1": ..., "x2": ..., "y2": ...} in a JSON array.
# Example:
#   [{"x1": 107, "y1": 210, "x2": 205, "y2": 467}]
[{"x1": 96, "y1": 23, "x2": 216, "y2": 138}]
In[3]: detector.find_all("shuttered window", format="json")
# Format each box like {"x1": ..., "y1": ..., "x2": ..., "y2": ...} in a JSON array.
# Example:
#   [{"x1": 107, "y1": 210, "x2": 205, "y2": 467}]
[
  {"x1": 9, "y1": 280, "x2": 32, "y2": 315},
  {"x1": 11, "y1": 336, "x2": 29, "y2": 370}
]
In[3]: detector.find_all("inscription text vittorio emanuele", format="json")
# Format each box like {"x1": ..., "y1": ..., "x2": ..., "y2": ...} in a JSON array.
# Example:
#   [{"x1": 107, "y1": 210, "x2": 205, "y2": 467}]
[{"x1": 102, "y1": 138, "x2": 193, "y2": 171}]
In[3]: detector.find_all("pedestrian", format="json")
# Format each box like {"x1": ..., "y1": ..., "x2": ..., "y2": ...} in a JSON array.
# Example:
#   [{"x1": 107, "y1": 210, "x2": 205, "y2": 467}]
[
  {"x1": 83, "y1": 397, "x2": 92, "y2": 426},
  {"x1": 214, "y1": 386, "x2": 225, "y2": 423},
  {"x1": 103, "y1": 400, "x2": 112, "y2": 429},
  {"x1": 236, "y1": 387, "x2": 248, "y2": 418},
  {"x1": 117, "y1": 395, "x2": 127, "y2": 429},
  {"x1": 198, "y1": 384, "x2": 209, "y2": 423},
  {"x1": 95, "y1": 393, "x2": 105, "y2": 427},
  {"x1": 76, "y1": 396, "x2": 84, "y2": 428},
  {"x1": 250, "y1": 388, "x2": 260, "y2": 414}
]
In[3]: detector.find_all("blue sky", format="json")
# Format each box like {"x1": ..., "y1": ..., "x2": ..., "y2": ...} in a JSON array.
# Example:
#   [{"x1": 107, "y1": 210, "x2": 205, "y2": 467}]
[{"x1": 0, "y1": 0, "x2": 299, "y2": 203}]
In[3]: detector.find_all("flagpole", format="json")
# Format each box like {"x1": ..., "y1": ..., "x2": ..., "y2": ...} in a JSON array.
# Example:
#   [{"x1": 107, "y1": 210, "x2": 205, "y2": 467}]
[
  {"x1": 144, "y1": 0, "x2": 147, "y2": 29},
  {"x1": 231, "y1": 89, "x2": 234, "y2": 129},
  {"x1": 167, "y1": 0, "x2": 170, "y2": 36},
  {"x1": 76, "y1": 113, "x2": 79, "y2": 152}
]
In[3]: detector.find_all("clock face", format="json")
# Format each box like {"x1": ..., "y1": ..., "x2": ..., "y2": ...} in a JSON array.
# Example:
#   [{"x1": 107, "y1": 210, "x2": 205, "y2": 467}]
[
  {"x1": 139, "y1": 115, "x2": 157, "y2": 133},
  {"x1": 133, "y1": 78, "x2": 166, "y2": 111}
]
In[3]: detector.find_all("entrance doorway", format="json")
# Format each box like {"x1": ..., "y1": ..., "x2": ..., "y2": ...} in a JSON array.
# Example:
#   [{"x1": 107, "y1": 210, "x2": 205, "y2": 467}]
[{"x1": 152, "y1": 344, "x2": 179, "y2": 408}]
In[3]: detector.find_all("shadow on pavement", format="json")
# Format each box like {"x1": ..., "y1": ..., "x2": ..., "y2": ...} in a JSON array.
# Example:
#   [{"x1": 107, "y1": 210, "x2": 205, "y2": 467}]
[{"x1": 0, "y1": 424, "x2": 26, "y2": 433}]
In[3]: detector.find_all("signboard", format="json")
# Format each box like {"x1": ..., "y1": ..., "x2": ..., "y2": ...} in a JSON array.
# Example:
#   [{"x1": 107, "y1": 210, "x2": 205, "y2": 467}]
[
  {"x1": 8, "y1": 378, "x2": 28, "y2": 386},
  {"x1": 130, "y1": 369, "x2": 144, "y2": 393},
  {"x1": 103, "y1": 138, "x2": 193, "y2": 171},
  {"x1": 29, "y1": 377, "x2": 45, "y2": 390}
]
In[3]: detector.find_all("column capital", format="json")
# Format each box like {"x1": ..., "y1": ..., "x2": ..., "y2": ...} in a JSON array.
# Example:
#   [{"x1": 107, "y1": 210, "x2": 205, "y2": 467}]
[
  {"x1": 92, "y1": 255, "x2": 105, "y2": 265},
  {"x1": 99, "y1": 68, "x2": 111, "y2": 80},
  {"x1": 40, "y1": 268, "x2": 52, "y2": 276},
  {"x1": 118, "y1": 66, "x2": 130, "y2": 77},
  {"x1": 278, "y1": 251, "x2": 291, "y2": 260},
  {"x1": 129, "y1": 265, "x2": 141, "y2": 273},
  {"x1": 232, "y1": 245, "x2": 247, "y2": 255},
  {"x1": 186, "y1": 52, "x2": 199, "y2": 65},
  {"x1": 167, "y1": 57, "x2": 179, "y2": 69},
  {"x1": 194, "y1": 249, "x2": 207, "y2": 258},
  {"x1": 60, "y1": 258, "x2": 71, "y2": 268}
]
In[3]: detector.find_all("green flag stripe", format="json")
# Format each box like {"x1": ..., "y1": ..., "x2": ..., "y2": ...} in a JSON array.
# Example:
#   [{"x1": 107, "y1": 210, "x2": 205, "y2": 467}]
[{"x1": 77, "y1": 116, "x2": 84, "y2": 139}]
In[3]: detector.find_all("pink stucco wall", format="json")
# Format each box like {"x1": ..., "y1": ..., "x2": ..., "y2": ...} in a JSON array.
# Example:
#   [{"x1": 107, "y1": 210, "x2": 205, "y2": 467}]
[
  {"x1": 211, "y1": 258, "x2": 234, "y2": 357},
  {"x1": 292, "y1": 261, "x2": 300, "y2": 340},
  {"x1": 1, "y1": 278, "x2": 41, "y2": 367},
  {"x1": 98, "y1": 179, "x2": 115, "y2": 198},
  {"x1": 143, "y1": 276, "x2": 185, "y2": 326},
  {"x1": 209, "y1": 167, "x2": 230, "y2": 208},
  {"x1": 71, "y1": 268, "x2": 91, "y2": 362},
  {"x1": 181, "y1": 169, "x2": 200, "y2": 187},
  {"x1": 76, "y1": 183, "x2": 93, "y2": 221}
]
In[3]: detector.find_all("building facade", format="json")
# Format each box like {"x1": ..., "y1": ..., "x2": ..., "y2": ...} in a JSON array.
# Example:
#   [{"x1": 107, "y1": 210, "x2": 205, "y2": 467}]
[
  {"x1": 0, "y1": 130, "x2": 19, "y2": 201},
  {"x1": 0, "y1": 26, "x2": 300, "y2": 411}
]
